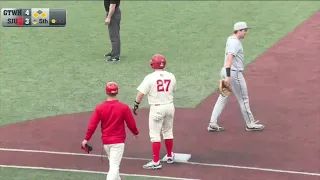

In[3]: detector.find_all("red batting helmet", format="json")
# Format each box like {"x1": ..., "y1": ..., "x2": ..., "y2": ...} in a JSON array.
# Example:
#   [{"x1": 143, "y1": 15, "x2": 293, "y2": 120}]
[
  {"x1": 106, "y1": 82, "x2": 118, "y2": 94},
  {"x1": 150, "y1": 54, "x2": 166, "y2": 69}
]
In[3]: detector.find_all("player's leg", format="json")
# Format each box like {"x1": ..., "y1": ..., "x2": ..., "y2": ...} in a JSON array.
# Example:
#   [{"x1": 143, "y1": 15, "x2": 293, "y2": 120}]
[
  {"x1": 143, "y1": 105, "x2": 164, "y2": 170},
  {"x1": 208, "y1": 67, "x2": 229, "y2": 131},
  {"x1": 103, "y1": 144, "x2": 113, "y2": 180},
  {"x1": 231, "y1": 71, "x2": 264, "y2": 131},
  {"x1": 161, "y1": 103, "x2": 175, "y2": 164},
  {"x1": 105, "y1": 143, "x2": 125, "y2": 180},
  {"x1": 104, "y1": 11, "x2": 113, "y2": 57},
  {"x1": 107, "y1": 8, "x2": 121, "y2": 61},
  {"x1": 208, "y1": 95, "x2": 228, "y2": 131}
]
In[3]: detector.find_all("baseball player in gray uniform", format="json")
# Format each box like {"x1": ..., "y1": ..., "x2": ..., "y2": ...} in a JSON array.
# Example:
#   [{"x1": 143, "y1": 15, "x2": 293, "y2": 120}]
[{"x1": 207, "y1": 22, "x2": 265, "y2": 132}]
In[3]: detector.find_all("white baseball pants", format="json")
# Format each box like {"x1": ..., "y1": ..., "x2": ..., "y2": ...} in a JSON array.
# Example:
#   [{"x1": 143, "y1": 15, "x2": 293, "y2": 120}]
[
  {"x1": 149, "y1": 103, "x2": 175, "y2": 142},
  {"x1": 103, "y1": 143, "x2": 125, "y2": 180}
]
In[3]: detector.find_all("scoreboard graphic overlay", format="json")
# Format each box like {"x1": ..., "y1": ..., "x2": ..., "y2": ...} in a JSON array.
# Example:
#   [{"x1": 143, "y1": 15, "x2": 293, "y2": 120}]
[{"x1": 1, "y1": 8, "x2": 66, "y2": 27}]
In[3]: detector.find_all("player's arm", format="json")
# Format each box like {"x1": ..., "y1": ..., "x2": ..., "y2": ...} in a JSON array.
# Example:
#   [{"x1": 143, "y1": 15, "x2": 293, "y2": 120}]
[
  {"x1": 135, "y1": 92, "x2": 145, "y2": 104},
  {"x1": 135, "y1": 77, "x2": 150, "y2": 104},
  {"x1": 84, "y1": 106, "x2": 101, "y2": 141},
  {"x1": 107, "y1": 0, "x2": 118, "y2": 19},
  {"x1": 124, "y1": 106, "x2": 139, "y2": 135},
  {"x1": 133, "y1": 77, "x2": 150, "y2": 115},
  {"x1": 172, "y1": 74, "x2": 177, "y2": 92},
  {"x1": 225, "y1": 54, "x2": 233, "y2": 68},
  {"x1": 225, "y1": 39, "x2": 239, "y2": 77}
]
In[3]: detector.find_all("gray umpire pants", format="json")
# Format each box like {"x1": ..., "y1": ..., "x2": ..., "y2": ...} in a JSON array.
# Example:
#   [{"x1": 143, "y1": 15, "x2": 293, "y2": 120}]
[
  {"x1": 107, "y1": 8, "x2": 121, "y2": 58},
  {"x1": 209, "y1": 67, "x2": 255, "y2": 126}
]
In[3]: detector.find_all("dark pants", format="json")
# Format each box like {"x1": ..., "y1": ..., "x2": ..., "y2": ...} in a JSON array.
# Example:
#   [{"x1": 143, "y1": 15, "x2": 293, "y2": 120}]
[{"x1": 107, "y1": 8, "x2": 121, "y2": 58}]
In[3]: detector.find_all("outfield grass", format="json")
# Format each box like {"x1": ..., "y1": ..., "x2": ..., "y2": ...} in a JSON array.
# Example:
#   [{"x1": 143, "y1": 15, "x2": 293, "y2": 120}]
[
  {"x1": 0, "y1": 167, "x2": 168, "y2": 180},
  {"x1": 0, "y1": 1, "x2": 319, "y2": 179}
]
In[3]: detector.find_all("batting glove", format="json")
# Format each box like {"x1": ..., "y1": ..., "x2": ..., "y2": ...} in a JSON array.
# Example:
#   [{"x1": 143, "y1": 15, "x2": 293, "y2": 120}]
[
  {"x1": 81, "y1": 143, "x2": 93, "y2": 154},
  {"x1": 133, "y1": 101, "x2": 140, "y2": 115}
]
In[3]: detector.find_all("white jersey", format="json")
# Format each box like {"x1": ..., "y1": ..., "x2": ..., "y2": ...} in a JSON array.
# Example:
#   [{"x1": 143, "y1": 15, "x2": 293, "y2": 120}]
[{"x1": 137, "y1": 70, "x2": 177, "y2": 105}]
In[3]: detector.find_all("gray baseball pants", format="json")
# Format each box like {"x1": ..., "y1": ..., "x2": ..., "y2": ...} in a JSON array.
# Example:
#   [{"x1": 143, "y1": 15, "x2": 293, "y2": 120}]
[
  {"x1": 210, "y1": 67, "x2": 255, "y2": 126},
  {"x1": 107, "y1": 8, "x2": 121, "y2": 58}
]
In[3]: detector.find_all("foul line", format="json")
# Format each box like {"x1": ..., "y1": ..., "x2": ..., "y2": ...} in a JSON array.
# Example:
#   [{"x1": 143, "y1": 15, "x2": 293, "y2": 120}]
[
  {"x1": 0, "y1": 148, "x2": 319, "y2": 177},
  {"x1": 0, "y1": 165, "x2": 197, "y2": 180}
]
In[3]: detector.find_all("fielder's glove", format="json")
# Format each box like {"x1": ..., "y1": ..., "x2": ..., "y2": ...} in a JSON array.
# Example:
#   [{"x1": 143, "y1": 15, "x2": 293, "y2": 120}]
[
  {"x1": 133, "y1": 101, "x2": 140, "y2": 115},
  {"x1": 219, "y1": 79, "x2": 232, "y2": 97}
]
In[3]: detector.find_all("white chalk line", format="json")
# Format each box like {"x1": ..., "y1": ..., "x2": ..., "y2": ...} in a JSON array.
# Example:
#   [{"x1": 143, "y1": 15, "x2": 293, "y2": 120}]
[
  {"x1": 0, "y1": 148, "x2": 319, "y2": 177},
  {"x1": 0, "y1": 165, "x2": 196, "y2": 180}
]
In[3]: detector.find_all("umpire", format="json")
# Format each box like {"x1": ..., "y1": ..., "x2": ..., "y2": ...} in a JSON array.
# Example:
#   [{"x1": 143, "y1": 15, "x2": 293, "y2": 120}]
[{"x1": 104, "y1": 0, "x2": 121, "y2": 62}]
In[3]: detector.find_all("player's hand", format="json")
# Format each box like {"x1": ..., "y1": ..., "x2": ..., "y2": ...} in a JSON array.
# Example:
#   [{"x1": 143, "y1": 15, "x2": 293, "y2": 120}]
[
  {"x1": 133, "y1": 101, "x2": 139, "y2": 115},
  {"x1": 81, "y1": 140, "x2": 88, "y2": 148},
  {"x1": 81, "y1": 140, "x2": 93, "y2": 154},
  {"x1": 105, "y1": 17, "x2": 111, "y2": 25},
  {"x1": 133, "y1": 134, "x2": 139, "y2": 140}
]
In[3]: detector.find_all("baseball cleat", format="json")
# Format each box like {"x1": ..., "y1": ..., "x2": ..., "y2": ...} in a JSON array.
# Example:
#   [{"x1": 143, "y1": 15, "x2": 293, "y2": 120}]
[
  {"x1": 207, "y1": 123, "x2": 224, "y2": 132},
  {"x1": 106, "y1": 57, "x2": 120, "y2": 62},
  {"x1": 246, "y1": 120, "x2": 264, "y2": 131},
  {"x1": 165, "y1": 153, "x2": 175, "y2": 164},
  {"x1": 142, "y1": 161, "x2": 162, "y2": 170}
]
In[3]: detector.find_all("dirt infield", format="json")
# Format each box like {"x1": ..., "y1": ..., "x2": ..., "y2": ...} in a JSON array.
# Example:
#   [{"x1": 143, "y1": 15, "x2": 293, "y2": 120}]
[{"x1": 0, "y1": 11, "x2": 319, "y2": 180}]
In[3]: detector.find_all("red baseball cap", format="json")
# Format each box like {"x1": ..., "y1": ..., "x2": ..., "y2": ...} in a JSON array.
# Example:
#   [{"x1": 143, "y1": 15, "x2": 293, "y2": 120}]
[{"x1": 106, "y1": 82, "x2": 118, "y2": 94}]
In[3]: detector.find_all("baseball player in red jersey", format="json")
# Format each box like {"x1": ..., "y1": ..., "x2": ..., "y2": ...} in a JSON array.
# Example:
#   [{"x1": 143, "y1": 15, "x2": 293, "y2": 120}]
[
  {"x1": 133, "y1": 54, "x2": 177, "y2": 170},
  {"x1": 81, "y1": 82, "x2": 139, "y2": 180}
]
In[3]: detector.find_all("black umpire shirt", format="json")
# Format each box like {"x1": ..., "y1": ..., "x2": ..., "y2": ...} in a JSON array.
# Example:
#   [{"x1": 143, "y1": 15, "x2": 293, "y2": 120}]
[{"x1": 104, "y1": 0, "x2": 120, "y2": 12}]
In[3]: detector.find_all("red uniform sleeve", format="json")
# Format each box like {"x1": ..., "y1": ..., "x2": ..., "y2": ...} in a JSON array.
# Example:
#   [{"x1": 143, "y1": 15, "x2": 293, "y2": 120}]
[
  {"x1": 124, "y1": 106, "x2": 139, "y2": 135},
  {"x1": 84, "y1": 107, "x2": 101, "y2": 141}
]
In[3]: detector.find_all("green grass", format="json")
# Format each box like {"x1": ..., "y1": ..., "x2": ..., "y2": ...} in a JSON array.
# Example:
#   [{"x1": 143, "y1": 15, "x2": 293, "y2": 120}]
[
  {"x1": 0, "y1": 2, "x2": 319, "y2": 179},
  {"x1": 0, "y1": 167, "x2": 168, "y2": 180}
]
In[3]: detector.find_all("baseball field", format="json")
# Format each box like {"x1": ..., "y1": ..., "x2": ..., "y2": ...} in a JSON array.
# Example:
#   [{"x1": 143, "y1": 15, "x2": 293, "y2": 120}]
[{"x1": 0, "y1": 1, "x2": 319, "y2": 180}]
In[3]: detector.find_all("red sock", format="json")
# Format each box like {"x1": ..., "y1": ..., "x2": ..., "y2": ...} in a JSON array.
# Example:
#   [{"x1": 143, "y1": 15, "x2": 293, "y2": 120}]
[
  {"x1": 165, "y1": 139, "x2": 173, "y2": 157},
  {"x1": 152, "y1": 142, "x2": 161, "y2": 162}
]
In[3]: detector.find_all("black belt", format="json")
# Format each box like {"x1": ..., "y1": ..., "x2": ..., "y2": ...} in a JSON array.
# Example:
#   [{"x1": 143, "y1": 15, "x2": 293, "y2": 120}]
[{"x1": 232, "y1": 69, "x2": 243, "y2": 72}]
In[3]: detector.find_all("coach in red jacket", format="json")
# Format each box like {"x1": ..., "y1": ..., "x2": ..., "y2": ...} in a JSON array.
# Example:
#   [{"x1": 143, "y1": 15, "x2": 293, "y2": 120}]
[{"x1": 81, "y1": 82, "x2": 139, "y2": 180}]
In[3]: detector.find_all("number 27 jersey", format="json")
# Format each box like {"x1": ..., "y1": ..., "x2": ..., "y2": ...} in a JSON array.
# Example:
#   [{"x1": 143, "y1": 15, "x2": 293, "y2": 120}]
[{"x1": 137, "y1": 71, "x2": 177, "y2": 105}]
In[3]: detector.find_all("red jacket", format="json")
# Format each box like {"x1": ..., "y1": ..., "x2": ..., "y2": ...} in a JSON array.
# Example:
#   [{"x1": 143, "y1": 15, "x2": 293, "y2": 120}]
[{"x1": 84, "y1": 100, "x2": 139, "y2": 145}]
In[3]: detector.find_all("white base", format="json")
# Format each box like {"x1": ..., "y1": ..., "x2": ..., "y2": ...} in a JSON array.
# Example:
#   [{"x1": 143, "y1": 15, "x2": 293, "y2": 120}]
[{"x1": 161, "y1": 153, "x2": 191, "y2": 163}]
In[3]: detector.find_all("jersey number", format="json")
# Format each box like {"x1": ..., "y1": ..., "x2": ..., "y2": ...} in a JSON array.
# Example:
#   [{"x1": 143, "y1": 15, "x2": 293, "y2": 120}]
[{"x1": 156, "y1": 79, "x2": 171, "y2": 92}]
